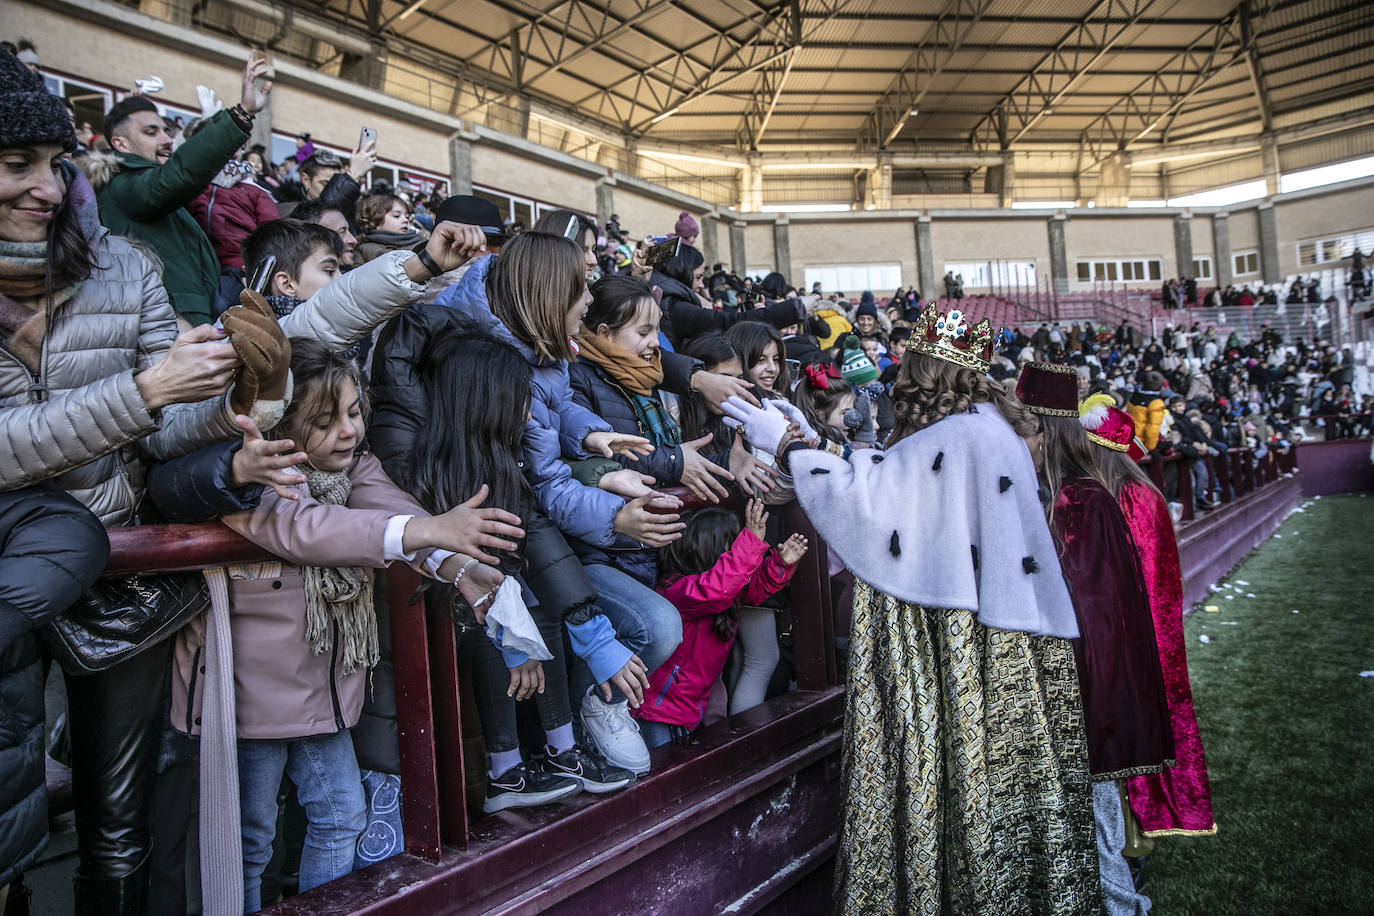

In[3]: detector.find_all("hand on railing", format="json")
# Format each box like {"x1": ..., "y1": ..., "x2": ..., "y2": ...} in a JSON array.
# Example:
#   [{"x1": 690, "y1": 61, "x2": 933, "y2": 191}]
[{"x1": 402, "y1": 484, "x2": 524, "y2": 566}]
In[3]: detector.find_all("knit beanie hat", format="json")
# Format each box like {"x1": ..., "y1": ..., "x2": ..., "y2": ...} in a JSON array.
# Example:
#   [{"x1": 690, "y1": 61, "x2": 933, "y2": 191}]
[
  {"x1": 840, "y1": 334, "x2": 878, "y2": 385},
  {"x1": 0, "y1": 51, "x2": 75, "y2": 152},
  {"x1": 855, "y1": 300, "x2": 878, "y2": 319},
  {"x1": 674, "y1": 210, "x2": 699, "y2": 239}
]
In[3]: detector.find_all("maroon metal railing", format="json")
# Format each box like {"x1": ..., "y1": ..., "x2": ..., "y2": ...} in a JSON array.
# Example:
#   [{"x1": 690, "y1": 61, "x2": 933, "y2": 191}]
[
  {"x1": 1140, "y1": 446, "x2": 1298, "y2": 523},
  {"x1": 100, "y1": 485, "x2": 834, "y2": 869}
]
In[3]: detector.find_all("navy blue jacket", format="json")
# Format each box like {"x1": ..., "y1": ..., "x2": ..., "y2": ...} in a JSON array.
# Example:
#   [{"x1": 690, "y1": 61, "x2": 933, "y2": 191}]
[{"x1": 0, "y1": 486, "x2": 108, "y2": 886}]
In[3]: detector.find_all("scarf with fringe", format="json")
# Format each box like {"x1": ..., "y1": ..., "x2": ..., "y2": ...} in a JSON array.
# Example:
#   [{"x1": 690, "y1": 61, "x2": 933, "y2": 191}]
[{"x1": 301, "y1": 468, "x2": 379, "y2": 675}]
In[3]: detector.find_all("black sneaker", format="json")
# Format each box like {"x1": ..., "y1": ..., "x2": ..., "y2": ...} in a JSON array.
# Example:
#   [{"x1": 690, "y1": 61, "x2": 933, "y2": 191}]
[
  {"x1": 482, "y1": 761, "x2": 582, "y2": 814},
  {"x1": 540, "y1": 745, "x2": 634, "y2": 794}
]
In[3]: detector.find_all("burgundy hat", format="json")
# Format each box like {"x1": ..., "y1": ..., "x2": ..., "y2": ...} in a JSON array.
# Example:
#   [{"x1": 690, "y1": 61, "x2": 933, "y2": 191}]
[{"x1": 1015, "y1": 362, "x2": 1078, "y2": 417}]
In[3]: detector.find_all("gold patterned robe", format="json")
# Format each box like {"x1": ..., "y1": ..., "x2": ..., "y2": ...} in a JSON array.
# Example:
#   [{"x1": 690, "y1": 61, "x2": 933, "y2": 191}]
[{"x1": 833, "y1": 581, "x2": 1100, "y2": 915}]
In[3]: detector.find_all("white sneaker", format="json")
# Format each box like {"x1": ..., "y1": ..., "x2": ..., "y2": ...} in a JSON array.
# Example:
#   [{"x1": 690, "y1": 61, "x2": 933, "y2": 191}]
[{"x1": 581, "y1": 689, "x2": 651, "y2": 775}]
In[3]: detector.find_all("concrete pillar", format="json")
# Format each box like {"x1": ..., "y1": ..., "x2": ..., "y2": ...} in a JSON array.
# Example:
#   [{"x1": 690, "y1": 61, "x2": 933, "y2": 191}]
[
  {"x1": 516, "y1": 97, "x2": 531, "y2": 139},
  {"x1": 624, "y1": 136, "x2": 639, "y2": 176},
  {"x1": 1048, "y1": 214, "x2": 1069, "y2": 295},
  {"x1": 1261, "y1": 133, "x2": 1280, "y2": 197},
  {"x1": 744, "y1": 154, "x2": 764, "y2": 212},
  {"x1": 1213, "y1": 211, "x2": 1233, "y2": 288},
  {"x1": 1257, "y1": 201, "x2": 1281, "y2": 284},
  {"x1": 915, "y1": 216, "x2": 936, "y2": 301},
  {"x1": 1173, "y1": 212, "x2": 1193, "y2": 279},
  {"x1": 1096, "y1": 151, "x2": 1131, "y2": 207},
  {"x1": 248, "y1": 94, "x2": 273, "y2": 160},
  {"x1": 773, "y1": 218, "x2": 791, "y2": 281},
  {"x1": 866, "y1": 153, "x2": 892, "y2": 210},
  {"x1": 729, "y1": 221, "x2": 747, "y2": 276},
  {"x1": 701, "y1": 214, "x2": 720, "y2": 268},
  {"x1": 594, "y1": 178, "x2": 615, "y2": 230},
  {"x1": 448, "y1": 132, "x2": 475, "y2": 196}
]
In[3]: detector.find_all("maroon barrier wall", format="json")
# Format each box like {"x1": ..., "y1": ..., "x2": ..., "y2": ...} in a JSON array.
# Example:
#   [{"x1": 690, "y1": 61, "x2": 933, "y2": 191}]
[{"x1": 1295, "y1": 438, "x2": 1374, "y2": 496}]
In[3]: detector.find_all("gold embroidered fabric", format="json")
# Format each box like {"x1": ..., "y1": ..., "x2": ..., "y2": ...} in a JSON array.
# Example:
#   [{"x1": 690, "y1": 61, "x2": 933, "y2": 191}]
[{"x1": 833, "y1": 580, "x2": 1100, "y2": 916}]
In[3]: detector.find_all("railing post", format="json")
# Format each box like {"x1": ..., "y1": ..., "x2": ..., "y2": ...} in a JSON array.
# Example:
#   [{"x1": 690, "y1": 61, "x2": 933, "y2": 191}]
[
  {"x1": 426, "y1": 605, "x2": 469, "y2": 850},
  {"x1": 1178, "y1": 457, "x2": 1195, "y2": 521},
  {"x1": 388, "y1": 565, "x2": 443, "y2": 863},
  {"x1": 786, "y1": 504, "x2": 837, "y2": 691}
]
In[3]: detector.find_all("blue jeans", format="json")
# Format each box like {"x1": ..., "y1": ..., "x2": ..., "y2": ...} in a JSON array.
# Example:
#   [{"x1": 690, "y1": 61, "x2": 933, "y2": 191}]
[
  {"x1": 575, "y1": 563, "x2": 683, "y2": 705},
  {"x1": 238, "y1": 730, "x2": 367, "y2": 913}
]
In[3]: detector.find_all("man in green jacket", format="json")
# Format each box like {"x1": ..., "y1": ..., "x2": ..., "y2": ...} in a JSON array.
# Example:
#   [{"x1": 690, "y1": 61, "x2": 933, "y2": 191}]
[{"x1": 98, "y1": 50, "x2": 273, "y2": 325}]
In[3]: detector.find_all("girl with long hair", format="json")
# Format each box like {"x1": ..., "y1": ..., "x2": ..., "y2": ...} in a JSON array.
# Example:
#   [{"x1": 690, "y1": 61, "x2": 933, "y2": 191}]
[
  {"x1": 726, "y1": 321, "x2": 790, "y2": 396},
  {"x1": 737, "y1": 306, "x2": 1100, "y2": 914},
  {"x1": 378, "y1": 231, "x2": 683, "y2": 777},
  {"x1": 1017, "y1": 364, "x2": 1174, "y2": 916},
  {"x1": 406, "y1": 329, "x2": 634, "y2": 810},
  {"x1": 1077, "y1": 395, "x2": 1217, "y2": 843}
]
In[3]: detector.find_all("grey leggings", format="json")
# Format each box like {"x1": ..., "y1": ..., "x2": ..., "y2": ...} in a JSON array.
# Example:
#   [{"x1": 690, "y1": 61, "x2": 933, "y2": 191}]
[{"x1": 727, "y1": 607, "x2": 779, "y2": 715}]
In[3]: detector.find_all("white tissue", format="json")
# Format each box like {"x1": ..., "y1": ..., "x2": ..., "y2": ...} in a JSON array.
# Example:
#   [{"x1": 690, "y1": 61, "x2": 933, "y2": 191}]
[{"x1": 485, "y1": 578, "x2": 553, "y2": 661}]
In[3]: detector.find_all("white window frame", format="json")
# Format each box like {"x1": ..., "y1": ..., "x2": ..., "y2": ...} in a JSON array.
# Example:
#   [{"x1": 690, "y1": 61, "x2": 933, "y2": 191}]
[
  {"x1": 942, "y1": 261, "x2": 1037, "y2": 290},
  {"x1": 1233, "y1": 250, "x2": 1260, "y2": 277},
  {"x1": 1074, "y1": 258, "x2": 1163, "y2": 284},
  {"x1": 803, "y1": 264, "x2": 903, "y2": 297},
  {"x1": 1297, "y1": 228, "x2": 1374, "y2": 267},
  {"x1": 1191, "y1": 257, "x2": 1213, "y2": 280}
]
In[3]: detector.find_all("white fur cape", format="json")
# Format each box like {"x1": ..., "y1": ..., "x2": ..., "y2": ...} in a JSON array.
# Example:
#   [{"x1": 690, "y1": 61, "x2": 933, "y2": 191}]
[{"x1": 791, "y1": 408, "x2": 1079, "y2": 639}]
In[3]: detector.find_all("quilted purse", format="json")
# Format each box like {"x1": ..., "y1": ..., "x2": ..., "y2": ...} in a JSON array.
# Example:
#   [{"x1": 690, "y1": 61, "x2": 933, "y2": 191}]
[{"x1": 41, "y1": 572, "x2": 209, "y2": 676}]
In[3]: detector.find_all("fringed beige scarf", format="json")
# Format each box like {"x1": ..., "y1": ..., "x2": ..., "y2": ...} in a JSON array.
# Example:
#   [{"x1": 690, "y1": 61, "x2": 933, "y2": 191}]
[{"x1": 302, "y1": 468, "x2": 379, "y2": 675}]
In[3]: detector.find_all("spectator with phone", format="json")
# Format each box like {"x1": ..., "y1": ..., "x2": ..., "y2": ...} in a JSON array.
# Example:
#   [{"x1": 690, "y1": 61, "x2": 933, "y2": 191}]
[
  {"x1": 88, "y1": 49, "x2": 273, "y2": 325},
  {"x1": 280, "y1": 128, "x2": 378, "y2": 228},
  {"x1": 651, "y1": 242, "x2": 805, "y2": 347}
]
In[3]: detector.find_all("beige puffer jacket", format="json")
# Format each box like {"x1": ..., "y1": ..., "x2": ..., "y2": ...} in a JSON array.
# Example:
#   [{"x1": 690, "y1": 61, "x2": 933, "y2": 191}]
[{"x1": 0, "y1": 230, "x2": 239, "y2": 525}]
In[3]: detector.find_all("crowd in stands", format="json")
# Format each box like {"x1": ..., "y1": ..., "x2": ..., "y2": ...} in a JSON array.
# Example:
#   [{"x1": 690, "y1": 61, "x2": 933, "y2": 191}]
[{"x1": 1, "y1": 40, "x2": 1371, "y2": 916}]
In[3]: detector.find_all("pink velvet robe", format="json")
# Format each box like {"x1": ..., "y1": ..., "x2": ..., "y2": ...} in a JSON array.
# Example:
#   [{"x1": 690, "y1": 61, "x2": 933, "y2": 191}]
[{"x1": 1120, "y1": 480, "x2": 1218, "y2": 836}]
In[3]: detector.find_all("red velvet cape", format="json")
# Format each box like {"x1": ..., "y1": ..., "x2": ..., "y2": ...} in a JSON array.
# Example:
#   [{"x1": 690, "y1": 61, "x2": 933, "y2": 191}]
[
  {"x1": 1120, "y1": 480, "x2": 1218, "y2": 835},
  {"x1": 1053, "y1": 478, "x2": 1174, "y2": 780}
]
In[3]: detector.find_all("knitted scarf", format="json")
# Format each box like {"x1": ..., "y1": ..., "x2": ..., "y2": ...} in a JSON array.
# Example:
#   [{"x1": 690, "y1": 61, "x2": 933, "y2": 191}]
[
  {"x1": 574, "y1": 330, "x2": 664, "y2": 395},
  {"x1": 574, "y1": 330, "x2": 680, "y2": 447},
  {"x1": 0, "y1": 240, "x2": 76, "y2": 372},
  {"x1": 362, "y1": 228, "x2": 421, "y2": 250},
  {"x1": 0, "y1": 165, "x2": 100, "y2": 372},
  {"x1": 301, "y1": 468, "x2": 379, "y2": 676}
]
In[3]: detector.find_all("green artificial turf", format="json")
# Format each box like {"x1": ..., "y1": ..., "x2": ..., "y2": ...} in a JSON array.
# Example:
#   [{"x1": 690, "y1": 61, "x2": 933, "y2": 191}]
[{"x1": 1146, "y1": 493, "x2": 1374, "y2": 914}]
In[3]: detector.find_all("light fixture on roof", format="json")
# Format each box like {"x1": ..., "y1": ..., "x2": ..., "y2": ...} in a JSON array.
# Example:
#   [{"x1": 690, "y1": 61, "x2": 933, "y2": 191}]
[
  {"x1": 397, "y1": 0, "x2": 428, "y2": 21},
  {"x1": 650, "y1": 107, "x2": 680, "y2": 125}
]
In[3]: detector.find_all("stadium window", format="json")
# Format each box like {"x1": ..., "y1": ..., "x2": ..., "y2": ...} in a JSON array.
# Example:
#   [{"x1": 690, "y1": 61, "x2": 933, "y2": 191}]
[
  {"x1": 1296, "y1": 229, "x2": 1374, "y2": 267},
  {"x1": 1233, "y1": 250, "x2": 1260, "y2": 276},
  {"x1": 941, "y1": 261, "x2": 1036, "y2": 290},
  {"x1": 41, "y1": 72, "x2": 111, "y2": 139},
  {"x1": 1192, "y1": 257, "x2": 1213, "y2": 280},
  {"x1": 803, "y1": 264, "x2": 903, "y2": 296},
  {"x1": 1074, "y1": 258, "x2": 1163, "y2": 284}
]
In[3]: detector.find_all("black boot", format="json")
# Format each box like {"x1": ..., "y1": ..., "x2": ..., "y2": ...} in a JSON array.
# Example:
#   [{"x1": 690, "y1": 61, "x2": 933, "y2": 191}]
[{"x1": 73, "y1": 849, "x2": 151, "y2": 916}]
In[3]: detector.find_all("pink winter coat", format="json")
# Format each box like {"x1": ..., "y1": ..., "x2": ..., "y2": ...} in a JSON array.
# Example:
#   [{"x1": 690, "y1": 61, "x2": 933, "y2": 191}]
[
  {"x1": 170, "y1": 453, "x2": 438, "y2": 740},
  {"x1": 634, "y1": 529, "x2": 796, "y2": 729},
  {"x1": 186, "y1": 170, "x2": 279, "y2": 271}
]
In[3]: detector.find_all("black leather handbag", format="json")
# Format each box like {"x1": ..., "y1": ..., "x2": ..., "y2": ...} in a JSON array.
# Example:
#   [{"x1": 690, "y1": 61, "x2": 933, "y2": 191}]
[{"x1": 41, "y1": 572, "x2": 209, "y2": 676}]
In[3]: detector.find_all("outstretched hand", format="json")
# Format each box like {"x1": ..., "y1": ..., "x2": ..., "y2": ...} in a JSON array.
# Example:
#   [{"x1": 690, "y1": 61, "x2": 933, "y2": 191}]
[
  {"x1": 240, "y1": 49, "x2": 273, "y2": 115},
  {"x1": 229, "y1": 415, "x2": 306, "y2": 501},
  {"x1": 407, "y1": 484, "x2": 525, "y2": 565},
  {"x1": 584, "y1": 430, "x2": 654, "y2": 459}
]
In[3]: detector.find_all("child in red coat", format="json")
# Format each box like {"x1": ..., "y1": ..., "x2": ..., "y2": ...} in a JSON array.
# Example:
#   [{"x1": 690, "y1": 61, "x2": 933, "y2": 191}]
[{"x1": 633, "y1": 499, "x2": 808, "y2": 747}]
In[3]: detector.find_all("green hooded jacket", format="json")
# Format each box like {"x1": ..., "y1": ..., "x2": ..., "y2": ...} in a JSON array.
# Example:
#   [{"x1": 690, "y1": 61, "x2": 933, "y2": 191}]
[{"x1": 96, "y1": 109, "x2": 249, "y2": 325}]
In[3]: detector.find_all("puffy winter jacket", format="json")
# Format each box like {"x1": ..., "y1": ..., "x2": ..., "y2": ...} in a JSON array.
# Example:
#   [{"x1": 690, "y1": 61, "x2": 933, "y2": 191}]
[
  {"x1": 567, "y1": 358, "x2": 729, "y2": 585},
  {"x1": 0, "y1": 228, "x2": 240, "y2": 525},
  {"x1": 186, "y1": 168, "x2": 280, "y2": 271},
  {"x1": 652, "y1": 270, "x2": 803, "y2": 346},
  {"x1": 0, "y1": 486, "x2": 109, "y2": 887},
  {"x1": 95, "y1": 109, "x2": 250, "y2": 324},
  {"x1": 633, "y1": 529, "x2": 794, "y2": 728},
  {"x1": 430, "y1": 256, "x2": 624, "y2": 546}
]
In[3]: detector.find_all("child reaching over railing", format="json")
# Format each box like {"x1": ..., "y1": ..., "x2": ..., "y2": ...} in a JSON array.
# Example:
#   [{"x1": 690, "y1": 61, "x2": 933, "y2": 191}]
[
  {"x1": 633, "y1": 499, "x2": 807, "y2": 748},
  {"x1": 148, "y1": 338, "x2": 525, "y2": 913}
]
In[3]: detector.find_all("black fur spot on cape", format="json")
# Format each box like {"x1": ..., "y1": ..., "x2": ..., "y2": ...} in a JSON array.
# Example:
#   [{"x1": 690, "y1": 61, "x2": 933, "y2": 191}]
[
  {"x1": 931, "y1": 451, "x2": 944, "y2": 472},
  {"x1": 1023, "y1": 556, "x2": 1040, "y2": 574},
  {"x1": 871, "y1": 453, "x2": 885, "y2": 463},
  {"x1": 889, "y1": 531, "x2": 901, "y2": 557},
  {"x1": 810, "y1": 467, "x2": 830, "y2": 475},
  {"x1": 999, "y1": 476, "x2": 1013, "y2": 492},
  {"x1": 971, "y1": 544, "x2": 980, "y2": 571}
]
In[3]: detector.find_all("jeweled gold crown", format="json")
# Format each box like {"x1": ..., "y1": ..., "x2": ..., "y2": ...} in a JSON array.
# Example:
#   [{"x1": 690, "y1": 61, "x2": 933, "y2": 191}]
[{"x1": 911, "y1": 302, "x2": 996, "y2": 373}]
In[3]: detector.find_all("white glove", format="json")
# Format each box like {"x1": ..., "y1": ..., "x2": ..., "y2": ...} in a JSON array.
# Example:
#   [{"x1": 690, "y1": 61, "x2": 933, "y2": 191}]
[
  {"x1": 767, "y1": 398, "x2": 820, "y2": 447},
  {"x1": 721, "y1": 397, "x2": 790, "y2": 456},
  {"x1": 195, "y1": 85, "x2": 223, "y2": 117}
]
